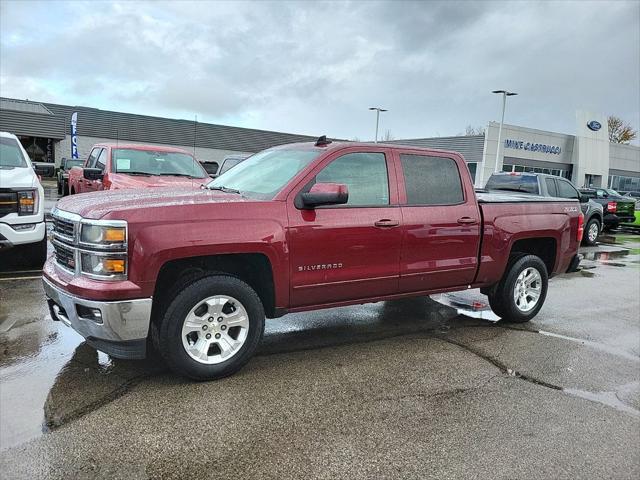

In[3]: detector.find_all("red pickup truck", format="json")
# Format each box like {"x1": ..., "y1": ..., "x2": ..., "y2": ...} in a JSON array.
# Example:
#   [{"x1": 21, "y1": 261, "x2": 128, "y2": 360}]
[
  {"x1": 44, "y1": 139, "x2": 583, "y2": 380},
  {"x1": 67, "y1": 143, "x2": 209, "y2": 194}
]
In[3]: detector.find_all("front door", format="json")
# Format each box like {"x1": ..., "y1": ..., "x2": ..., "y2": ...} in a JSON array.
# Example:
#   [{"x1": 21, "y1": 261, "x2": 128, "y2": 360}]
[
  {"x1": 287, "y1": 149, "x2": 402, "y2": 308},
  {"x1": 396, "y1": 152, "x2": 481, "y2": 292}
]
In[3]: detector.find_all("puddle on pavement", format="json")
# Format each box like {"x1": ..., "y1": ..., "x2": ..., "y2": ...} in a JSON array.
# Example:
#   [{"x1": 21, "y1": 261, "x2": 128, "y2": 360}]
[
  {"x1": 581, "y1": 249, "x2": 630, "y2": 261},
  {"x1": 0, "y1": 312, "x2": 164, "y2": 451}
]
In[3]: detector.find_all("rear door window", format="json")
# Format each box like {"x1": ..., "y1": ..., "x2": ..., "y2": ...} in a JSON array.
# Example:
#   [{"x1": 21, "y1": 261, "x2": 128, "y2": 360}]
[
  {"x1": 400, "y1": 154, "x2": 464, "y2": 205},
  {"x1": 557, "y1": 180, "x2": 580, "y2": 199},
  {"x1": 545, "y1": 178, "x2": 558, "y2": 197}
]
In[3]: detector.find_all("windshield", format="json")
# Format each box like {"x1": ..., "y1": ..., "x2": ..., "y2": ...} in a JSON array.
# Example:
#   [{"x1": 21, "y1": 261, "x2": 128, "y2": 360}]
[
  {"x1": 485, "y1": 174, "x2": 539, "y2": 194},
  {"x1": 207, "y1": 149, "x2": 321, "y2": 199},
  {"x1": 0, "y1": 137, "x2": 28, "y2": 168},
  {"x1": 605, "y1": 188, "x2": 621, "y2": 196},
  {"x1": 112, "y1": 148, "x2": 208, "y2": 178}
]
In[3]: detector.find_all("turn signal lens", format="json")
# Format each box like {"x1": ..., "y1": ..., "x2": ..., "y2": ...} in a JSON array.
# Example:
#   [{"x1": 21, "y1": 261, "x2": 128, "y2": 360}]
[
  {"x1": 103, "y1": 259, "x2": 126, "y2": 273},
  {"x1": 104, "y1": 228, "x2": 126, "y2": 242}
]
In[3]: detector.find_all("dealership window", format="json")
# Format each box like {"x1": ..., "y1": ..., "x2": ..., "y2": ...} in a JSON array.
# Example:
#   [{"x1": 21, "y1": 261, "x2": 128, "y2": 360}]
[
  {"x1": 609, "y1": 175, "x2": 640, "y2": 192},
  {"x1": 400, "y1": 154, "x2": 464, "y2": 205},
  {"x1": 502, "y1": 163, "x2": 570, "y2": 179}
]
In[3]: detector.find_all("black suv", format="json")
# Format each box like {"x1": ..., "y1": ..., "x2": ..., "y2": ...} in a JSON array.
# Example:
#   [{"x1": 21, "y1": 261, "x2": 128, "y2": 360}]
[
  {"x1": 56, "y1": 157, "x2": 84, "y2": 195},
  {"x1": 485, "y1": 172, "x2": 604, "y2": 245},
  {"x1": 579, "y1": 188, "x2": 636, "y2": 231}
]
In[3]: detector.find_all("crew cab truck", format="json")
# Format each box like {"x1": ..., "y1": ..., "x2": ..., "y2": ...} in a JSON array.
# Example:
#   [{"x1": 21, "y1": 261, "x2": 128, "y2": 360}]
[
  {"x1": 43, "y1": 139, "x2": 583, "y2": 380},
  {"x1": 0, "y1": 131, "x2": 47, "y2": 267},
  {"x1": 485, "y1": 172, "x2": 603, "y2": 246},
  {"x1": 67, "y1": 143, "x2": 209, "y2": 194}
]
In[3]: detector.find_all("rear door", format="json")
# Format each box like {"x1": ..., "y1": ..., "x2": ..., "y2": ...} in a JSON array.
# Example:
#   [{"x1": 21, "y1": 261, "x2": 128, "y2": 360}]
[
  {"x1": 396, "y1": 151, "x2": 481, "y2": 292},
  {"x1": 287, "y1": 147, "x2": 402, "y2": 307}
]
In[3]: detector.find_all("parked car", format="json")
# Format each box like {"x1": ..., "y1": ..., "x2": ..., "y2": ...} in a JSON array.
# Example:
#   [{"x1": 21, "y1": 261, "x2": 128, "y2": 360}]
[
  {"x1": 199, "y1": 160, "x2": 220, "y2": 177},
  {"x1": 485, "y1": 172, "x2": 603, "y2": 246},
  {"x1": 68, "y1": 144, "x2": 210, "y2": 194},
  {"x1": 57, "y1": 157, "x2": 84, "y2": 195},
  {"x1": 620, "y1": 191, "x2": 640, "y2": 208},
  {"x1": 44, "y1": 139, "x2": 583, "y2": 380},
  {"x1": 578, "y1": 188, "x2": 636, "y2": 231},
  {"x1": 0, "y1": 131, "x2": 47, "y2": 267},
  {"x1": 212, "y1": 154, "x2": 249, "y2": 178}
]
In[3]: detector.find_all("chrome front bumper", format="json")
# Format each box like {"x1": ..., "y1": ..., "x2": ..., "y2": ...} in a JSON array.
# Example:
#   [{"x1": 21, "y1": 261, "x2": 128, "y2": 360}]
[{"x1": 43, "y1": 277, "x2": 152, "y2": 359}]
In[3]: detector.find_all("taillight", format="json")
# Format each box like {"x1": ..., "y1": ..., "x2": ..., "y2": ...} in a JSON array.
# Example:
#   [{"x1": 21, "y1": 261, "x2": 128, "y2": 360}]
[
  {"x1": 607, "y1": 201, "x2": 617, "y2": 212},
  {"x1": 577, "y1": 212, "x2": 584, "y2": 242}
]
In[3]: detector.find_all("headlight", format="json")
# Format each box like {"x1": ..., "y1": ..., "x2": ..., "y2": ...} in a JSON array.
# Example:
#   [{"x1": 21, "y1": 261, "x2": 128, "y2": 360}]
[
  {"x1": 81, "y1": 224, "x2": 126, "y2": 245},
  {"x1": 80, "y1": 253, "x2": 127, "y2": 278},
  {"x1": 18, "y1": 190, "x2": 38, "y2": 216}
]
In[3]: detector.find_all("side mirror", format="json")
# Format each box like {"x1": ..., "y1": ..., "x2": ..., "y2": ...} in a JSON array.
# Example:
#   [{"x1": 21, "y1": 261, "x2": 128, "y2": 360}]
[
  {"x1": 300, "y1": 183, "x2": 348, "y2": 208},
  {"x1": 32, "y1": 162, "x2": 55, "y2": 177},
  {"x1": 579, "y1": 195, "x2": 589, "y2": 203},
  {"x1": 83, "y1": 168, "x2": 103, "y2": 181}
]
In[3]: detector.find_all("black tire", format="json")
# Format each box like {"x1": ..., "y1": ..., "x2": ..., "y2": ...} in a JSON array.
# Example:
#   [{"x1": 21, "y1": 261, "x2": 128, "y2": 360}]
[
  {"x1": 154, "y1": 275, "x2": 265, "y2": 381},
  {"x1": 582, "y1": 217, "x2": 600, "y2": 246},
  {"x1": 21, "y1": 237, "x2": 48, "y2": 269},
  {"x1": 603, "y1": 222, "x2": 619, "y2": 232},
  {"x1": 63, "y1": 181, "x2": 69, "y2": 196},
  {"x1": 487, "y1": 254, "x2": 548, "y2": 323},
  {"x1": 57, "y1": 181, "x2": 62, "y2": 195}
]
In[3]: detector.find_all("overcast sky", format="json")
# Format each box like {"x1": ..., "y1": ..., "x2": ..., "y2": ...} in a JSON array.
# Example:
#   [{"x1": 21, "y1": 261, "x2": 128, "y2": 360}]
[{"x1": 1, "y1": 0, "x2": 638, "y2": 141}]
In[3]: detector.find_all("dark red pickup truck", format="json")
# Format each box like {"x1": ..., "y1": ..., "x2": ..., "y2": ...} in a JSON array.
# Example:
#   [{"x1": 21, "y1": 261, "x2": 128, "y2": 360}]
[{"x1": 44, "y1": 139, "x2": 583, "y2": 380}]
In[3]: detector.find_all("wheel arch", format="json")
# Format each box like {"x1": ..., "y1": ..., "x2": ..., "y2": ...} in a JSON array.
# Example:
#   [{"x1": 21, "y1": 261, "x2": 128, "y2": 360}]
[{"x1": 151, "y1": 253, "x2": 277, "y2": 323}]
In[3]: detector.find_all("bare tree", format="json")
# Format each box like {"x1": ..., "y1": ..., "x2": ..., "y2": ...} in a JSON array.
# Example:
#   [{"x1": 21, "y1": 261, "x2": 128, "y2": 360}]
[
  {"x1": 464, "y1": 125, "x2": 485, "y2": 136},
  {"x1": 608, "y1": 116, "x2": 637, "y2": 144},
  {"x1": 382, "y1": 130, "x2": 395, "y2": 141}
]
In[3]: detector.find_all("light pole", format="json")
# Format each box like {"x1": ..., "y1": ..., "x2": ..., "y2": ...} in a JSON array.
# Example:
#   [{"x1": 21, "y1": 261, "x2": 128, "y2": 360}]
[
  {"x1": 369, "y1": 107, "x2": 387, "y2": 143},
  {"x1": 491, "y1": 90, "x2": 517, "y2": 173}
]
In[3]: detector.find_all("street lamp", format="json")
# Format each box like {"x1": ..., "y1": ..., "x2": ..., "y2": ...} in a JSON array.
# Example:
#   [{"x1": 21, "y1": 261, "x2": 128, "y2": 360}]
[
  {"x1": 491, "y1": 90, "x2": 517, "y2": 173},
  {"x1": 369, "y1": 107, "x2": 388, "y2": 143}
]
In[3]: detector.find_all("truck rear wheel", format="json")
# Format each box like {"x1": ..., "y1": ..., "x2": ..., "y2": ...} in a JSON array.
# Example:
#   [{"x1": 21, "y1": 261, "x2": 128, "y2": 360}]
[
  {"x1": 488, "y1": 255, "x2": 548, "y2": 323},
  {"x1": 583, "y1": 217, "x2": 600, "y2": 246},
  {"x1": 155, "y1": 275, "x2": 265, "y2": 380}
]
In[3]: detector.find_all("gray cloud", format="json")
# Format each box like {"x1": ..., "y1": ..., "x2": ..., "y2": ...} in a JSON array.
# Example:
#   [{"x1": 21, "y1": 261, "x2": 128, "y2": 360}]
[{"x1": 1, "y1": 0, "x2": 638, "y2": 141}]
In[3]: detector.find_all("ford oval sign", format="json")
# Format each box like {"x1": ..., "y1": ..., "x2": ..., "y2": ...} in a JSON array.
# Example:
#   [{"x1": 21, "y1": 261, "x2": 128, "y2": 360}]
[{"x1": 587, "y1": 120, "x2": 602, "y2": 132}]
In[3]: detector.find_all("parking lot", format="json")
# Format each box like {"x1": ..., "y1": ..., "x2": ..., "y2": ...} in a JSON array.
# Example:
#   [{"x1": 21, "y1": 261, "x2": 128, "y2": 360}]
[{"x1": 0, "y1": 180, "x2": 637, "y2": 479}]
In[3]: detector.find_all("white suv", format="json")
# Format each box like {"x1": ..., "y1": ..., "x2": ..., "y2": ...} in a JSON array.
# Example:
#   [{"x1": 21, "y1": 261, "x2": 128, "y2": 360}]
[{"x1": 0, "y1": 131, "x2": 47, "y2": 267}]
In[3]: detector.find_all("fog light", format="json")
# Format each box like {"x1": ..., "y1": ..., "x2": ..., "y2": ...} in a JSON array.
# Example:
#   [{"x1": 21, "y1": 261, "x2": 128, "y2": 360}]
[{"x1": 12, "y1": 223, "x2": 36, "y2": 231}]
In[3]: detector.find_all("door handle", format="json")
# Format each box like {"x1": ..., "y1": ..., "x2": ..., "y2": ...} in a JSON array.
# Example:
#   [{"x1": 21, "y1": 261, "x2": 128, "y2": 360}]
[
  {"x1": 374, "y1": 219, "x2": 400, "y2": 228},
  {"x1": 457, "y1": 217, "x2": 478, "y2": 225}
]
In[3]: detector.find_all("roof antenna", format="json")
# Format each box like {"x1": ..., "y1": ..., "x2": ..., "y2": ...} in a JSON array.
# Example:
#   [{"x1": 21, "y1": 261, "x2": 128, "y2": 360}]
[{"x1": 315, "y1": 135, "x2": 332, "y2": 147}]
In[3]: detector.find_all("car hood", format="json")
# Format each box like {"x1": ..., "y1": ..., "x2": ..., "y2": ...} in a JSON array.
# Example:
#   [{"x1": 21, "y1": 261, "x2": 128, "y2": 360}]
[
  {"x1": 109, "y1": 173, "x2": 209, "y2": 190},
  {"x1": 55, "y1": 187, "x2": 253, "y2": 219},
  {"x1": 0, "y1": 165, "x2": 38, "y2": 189}
]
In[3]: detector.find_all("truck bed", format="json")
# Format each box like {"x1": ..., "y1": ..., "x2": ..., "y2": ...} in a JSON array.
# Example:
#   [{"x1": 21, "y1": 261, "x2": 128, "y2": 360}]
[{"x1": 476, "y1": 190, "x2": 577, "y2": 204}]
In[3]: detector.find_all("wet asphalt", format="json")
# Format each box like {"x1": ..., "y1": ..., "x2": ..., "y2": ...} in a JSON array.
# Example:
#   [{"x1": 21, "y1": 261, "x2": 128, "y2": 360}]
[{"x1": 0, "y1": 181, "x2": 639, "y2": 479}]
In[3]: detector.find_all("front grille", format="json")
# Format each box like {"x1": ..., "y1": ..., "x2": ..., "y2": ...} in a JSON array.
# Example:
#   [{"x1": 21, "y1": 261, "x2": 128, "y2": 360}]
[
  {"x1": 54, "y1": 242, "x2": 76, "y2": 272},
  {"x1": 52, "y1": 216, "x2": 75, "y2": 240},
  {"x1": 0, "y1": 192, "x2": 17, "y2": 218}
]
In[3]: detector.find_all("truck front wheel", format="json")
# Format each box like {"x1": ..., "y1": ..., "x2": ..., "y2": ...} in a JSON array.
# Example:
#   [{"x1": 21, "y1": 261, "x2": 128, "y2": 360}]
[
  {"x1": 154, "y1": 275, "x2": 265, "y2": 380},
  {"x1": 488, "y1": 255, "x2": 548, "y2": 323}
]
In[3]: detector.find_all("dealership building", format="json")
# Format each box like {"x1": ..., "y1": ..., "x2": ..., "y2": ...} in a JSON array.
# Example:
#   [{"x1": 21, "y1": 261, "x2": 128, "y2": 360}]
[{"x1": 1, "y1": 97, "x2": 638, "y2": 191}]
